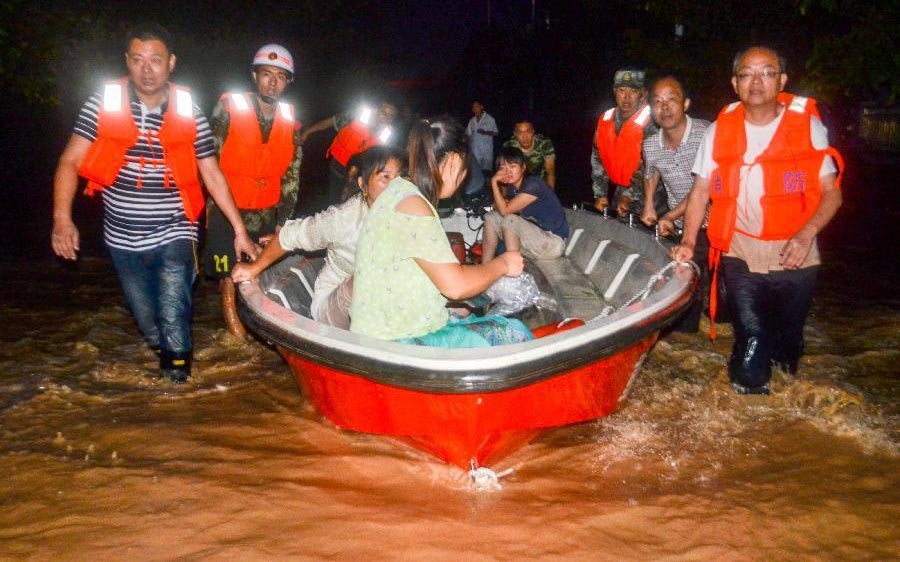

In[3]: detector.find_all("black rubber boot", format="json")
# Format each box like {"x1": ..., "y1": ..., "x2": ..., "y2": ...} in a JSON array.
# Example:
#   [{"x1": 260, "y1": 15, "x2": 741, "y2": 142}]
[{"x1": 159, "y1": 350, "x2": 192, "y2": 384}]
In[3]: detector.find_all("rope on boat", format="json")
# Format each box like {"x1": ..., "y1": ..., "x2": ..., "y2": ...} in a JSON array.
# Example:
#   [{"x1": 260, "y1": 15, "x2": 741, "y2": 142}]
[
  {"x1": 469, "y1": 459, "x2": 514, "y2": 490},
  {"x1": 592, "y1": 260, "x2": 698, "y2": 321}
]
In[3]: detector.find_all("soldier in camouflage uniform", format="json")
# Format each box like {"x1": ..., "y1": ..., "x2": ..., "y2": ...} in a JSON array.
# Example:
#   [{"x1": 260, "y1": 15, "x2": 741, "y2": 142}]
[
  {"x1": 591, "y1": 68, "x2": 666, "y2": 219},
  {"x1": 502, "y1": 120, "x2": 557, "y2": 188},
  {"x1": 204, "y1": 44, "x2": 303, "y2": 336},
  {"x1": 205, "y1": 109, "x2": 302, "y2": 245}
]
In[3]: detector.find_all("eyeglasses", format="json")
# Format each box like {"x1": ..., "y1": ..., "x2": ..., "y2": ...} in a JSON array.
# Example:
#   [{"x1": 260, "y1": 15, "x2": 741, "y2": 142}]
[{"x1": 735, "y1": 69, "x2": 782, "y2": 82}]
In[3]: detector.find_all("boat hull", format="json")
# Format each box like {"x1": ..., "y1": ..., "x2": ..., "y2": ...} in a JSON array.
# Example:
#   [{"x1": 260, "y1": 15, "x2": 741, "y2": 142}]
[
  {"x1": 280, "y1": 335, "x2": 653, "y2": 468},
  {"x1": 238, "y1": 209, "x2": 697, "y2": 468}
]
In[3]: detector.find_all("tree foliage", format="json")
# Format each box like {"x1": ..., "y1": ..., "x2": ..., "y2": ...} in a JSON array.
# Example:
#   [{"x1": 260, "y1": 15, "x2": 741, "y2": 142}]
[
  {"x1": 799, "y1": 0, "x2": 899, "y2": 105},
  {"x1": 0, "y1": 1, "x2": 75, "y2": 106},
  {"x1": 620, "y1": 0, "x2": 898, "y2": 110}
]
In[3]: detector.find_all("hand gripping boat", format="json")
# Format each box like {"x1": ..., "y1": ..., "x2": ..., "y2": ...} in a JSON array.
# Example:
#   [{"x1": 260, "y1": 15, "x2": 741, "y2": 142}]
[{"x1": 237, "y1": 209, "x2": 697, "y2": 468}]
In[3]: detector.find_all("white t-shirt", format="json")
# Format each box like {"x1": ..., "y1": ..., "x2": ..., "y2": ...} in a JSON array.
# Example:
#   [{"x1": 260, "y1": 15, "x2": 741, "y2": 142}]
[
  {"x1": 692, "y1": 107, "x2": 838, "y2": 272},
  {"x1": 466, "y1": 112, "x2": 498, "y2": 170},
  {"x1": 279, "y1": 194, "x2": 368, "y2": 320}
]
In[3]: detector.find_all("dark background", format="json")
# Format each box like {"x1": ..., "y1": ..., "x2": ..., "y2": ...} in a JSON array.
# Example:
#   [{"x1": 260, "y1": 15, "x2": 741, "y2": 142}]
[{"x1": 0, "y1": 0, "x2": 896, "y2": 258}]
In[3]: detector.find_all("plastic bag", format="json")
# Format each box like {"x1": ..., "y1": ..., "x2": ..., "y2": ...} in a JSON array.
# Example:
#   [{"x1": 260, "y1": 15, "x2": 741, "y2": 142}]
[{"x1": 484, "y1": 272, "x2": 541, "y2": 316}]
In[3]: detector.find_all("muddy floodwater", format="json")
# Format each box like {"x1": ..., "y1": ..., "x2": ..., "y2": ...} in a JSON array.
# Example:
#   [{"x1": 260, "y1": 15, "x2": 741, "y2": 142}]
[{"x1": 1, "y1": 165, "x2": 898, "y2": 561}]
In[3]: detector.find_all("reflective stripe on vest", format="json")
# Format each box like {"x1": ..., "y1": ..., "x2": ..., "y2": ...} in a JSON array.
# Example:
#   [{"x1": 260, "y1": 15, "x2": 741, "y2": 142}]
[
  {"x1": 219, "y1": 92, "x2": 296, "y2": 209},
  {"x1": 175, "y1": 89, "x2": 193, "y2": 118},
  {"x1": 633, "y1": 105, "x2": 651, "y2": 127},
  {"x1": 79, "y1": 79, "x2": 204, "y2": 222},
  {"x1": 103, "y1": 83, "x2": 124, "y2": 111},
  {"x1": 594, "y1": 104, "x2": 648, "y2": 186},
  {"x1": 706, "y1": 92, "x2": 842, "y2": 251},
  {"x1": 278, "y1": 101, "x2": 293, "y2": 121},
  {"x1": 230, "y1": 92, "x2": 250, "y2": 111}
]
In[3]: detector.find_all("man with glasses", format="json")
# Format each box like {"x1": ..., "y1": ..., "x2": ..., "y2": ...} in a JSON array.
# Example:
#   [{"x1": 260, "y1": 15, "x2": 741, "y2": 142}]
[{"x1": 672, "y1": 46, "x2": 843, "y2": 395}]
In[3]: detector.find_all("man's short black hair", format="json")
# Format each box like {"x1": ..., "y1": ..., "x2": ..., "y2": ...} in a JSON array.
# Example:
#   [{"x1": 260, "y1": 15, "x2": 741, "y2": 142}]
[
  {"x1": 732, "y1": 46, "x2": 786, "y2": 75},
  {"x1": 513, "y1": 118, "x2": 535, "y2": 129},
  {"x1": 498, "y1": 146, "x2": 527, "y2": 167},
  {"x1": 125, "y1": 23, "x2": 174, "y2": 53},
  {"x1": 650, "y1": 74, "x2": 691, "y2": 101}
]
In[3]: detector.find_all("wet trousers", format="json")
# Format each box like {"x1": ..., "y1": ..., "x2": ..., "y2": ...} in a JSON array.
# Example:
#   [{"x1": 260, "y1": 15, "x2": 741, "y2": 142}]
[
  {"x1": 720, "y1": 257, "x2": 818, "y2": 388},
  {"x1": 312, "y1": 276, "x2": 354, "y2": 330},
  {"x1": 108, "y1": 239, "x2": 197, "y2": 354},
  {"x1": 483, "y1": 212, "x2": 566, "y2": 260},
  {"x1": 672, "y1": 229, "x2": 710, "y2": 333}
]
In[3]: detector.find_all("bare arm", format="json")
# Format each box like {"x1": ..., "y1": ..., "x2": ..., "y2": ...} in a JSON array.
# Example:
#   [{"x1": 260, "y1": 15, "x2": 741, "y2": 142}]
[
  {"x1": 779, "y1": 173, "x2": 841, "y2": 269},
  {"x1": 415, "y1": 253, "x2": 522, "y2": 301},
  {"x1": 544, "y1": 156, "x2": 556, "y2": 189},
  {"x1": 641, "y1": 169, "x2": 660, "y2": 226},
  {"x1": 52, "y1": 134, "x2": 92, "y2": 260},
  {"x1": 490, "y1": 175, "x2": 537, "y2": 216},
  {"x1": 231, "y1": 234, "x2": 289, "y2": 283},
  {"x1": 299, "y1": 116, "x2": 336, "y2": 144},
  {"x1": 670, "y1": 176, "x2": 710, "y2": 263},
  {"x1": 656, "y1": 196, "x2": 690, "y2": 237},
  {"x1": 197, "y1": 156, "x2": 257, "y2": 261},
  {"x1": 394, "y1": 195, "x2": 524, "y2": 301}
]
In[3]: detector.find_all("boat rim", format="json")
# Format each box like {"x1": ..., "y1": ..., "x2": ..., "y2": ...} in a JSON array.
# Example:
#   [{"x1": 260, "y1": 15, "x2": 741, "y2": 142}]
[{"x1": 236, "y1": 261, "x2": 696, "y2": 394}]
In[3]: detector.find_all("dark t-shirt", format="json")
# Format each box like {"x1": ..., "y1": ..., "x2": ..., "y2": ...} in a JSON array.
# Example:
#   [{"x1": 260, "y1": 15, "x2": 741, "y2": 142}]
[{"x1": 504, "y1": 176, "x2": 569, "y2": 239}]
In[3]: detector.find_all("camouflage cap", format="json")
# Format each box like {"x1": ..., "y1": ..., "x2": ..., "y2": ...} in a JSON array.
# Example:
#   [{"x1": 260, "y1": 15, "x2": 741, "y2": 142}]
[{"x1": 613, "y1": 68, "x2": 645, "y2": 89}]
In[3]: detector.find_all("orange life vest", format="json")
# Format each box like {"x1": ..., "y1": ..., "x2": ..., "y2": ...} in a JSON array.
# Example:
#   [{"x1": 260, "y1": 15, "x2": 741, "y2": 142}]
[
  {"x1": 218, "y1": 92, "x2": 296, "y2": 210},
  {"x1": 707, "y1": 92, "x2": 844, "y2": 252},
  {"x1": 326, "y1": 108, "x2": 393, "y2": 167},
  {"x1": 78, "y1": 78, "x2": 205, "y2": 223},
  {"x1": 704, "y1": 92, "x2": 844, "y2": 338},
  {"x1": 594, "y1": 104, "x2": 652, "y2": 186},
  {"x1": 327, "y1": 121, "x2": 377, "y2": 167}
]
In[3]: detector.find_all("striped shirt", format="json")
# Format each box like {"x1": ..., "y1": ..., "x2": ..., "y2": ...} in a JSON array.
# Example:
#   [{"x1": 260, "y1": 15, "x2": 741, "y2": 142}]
[
  {"x1": 73, "y1": 85, "x2": 216, "y2": 252},
  {"x1": 642, "y1": 116, "x2": 710, "y2": 227}
]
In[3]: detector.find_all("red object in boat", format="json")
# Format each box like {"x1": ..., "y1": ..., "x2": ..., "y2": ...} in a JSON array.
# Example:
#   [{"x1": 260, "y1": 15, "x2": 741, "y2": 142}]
[
  {"x1": 446, "y1": 231, "x2": 466, "y2": 265},
  {"x1": 469, "y1": 242, "x2": 483, "y2": 264},
  {"x1": 531, "y1": 318, "x2": 586, "y2": 339}
]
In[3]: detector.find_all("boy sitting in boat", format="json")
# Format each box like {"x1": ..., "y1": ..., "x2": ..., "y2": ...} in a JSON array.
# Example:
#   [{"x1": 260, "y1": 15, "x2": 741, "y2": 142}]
[{"x1": 481, "y1": 146, "x2": 569, "y2": 262}]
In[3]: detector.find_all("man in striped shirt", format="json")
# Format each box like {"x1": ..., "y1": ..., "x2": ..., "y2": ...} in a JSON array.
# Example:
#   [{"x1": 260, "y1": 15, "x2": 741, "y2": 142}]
[{"x1": 51, "y1": 23, "x2": 256, "y2": 383}]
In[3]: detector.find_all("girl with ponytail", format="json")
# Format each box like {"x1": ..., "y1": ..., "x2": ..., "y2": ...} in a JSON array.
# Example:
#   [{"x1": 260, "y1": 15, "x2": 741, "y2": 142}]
[{"x1": 350, "y1": 117, "x2": 533, "y2": 347}]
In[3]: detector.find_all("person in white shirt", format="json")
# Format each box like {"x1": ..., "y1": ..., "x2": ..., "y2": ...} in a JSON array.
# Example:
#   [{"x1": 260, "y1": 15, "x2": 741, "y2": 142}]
[
  {"x1": 466, "y1": 101, "x2": 498, "y2": 175},
  {"x1": 672, "y1": 46, "x2": 843, "y2": 395},
  {"x1": 231, "y1": 146, "x2": 405, "y2": 329}
]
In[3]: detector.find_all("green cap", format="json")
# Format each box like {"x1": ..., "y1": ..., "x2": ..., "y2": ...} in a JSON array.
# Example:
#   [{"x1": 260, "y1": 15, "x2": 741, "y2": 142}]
[{"x1": 614, "y1": 68, "x2": 645, "y2": 89}]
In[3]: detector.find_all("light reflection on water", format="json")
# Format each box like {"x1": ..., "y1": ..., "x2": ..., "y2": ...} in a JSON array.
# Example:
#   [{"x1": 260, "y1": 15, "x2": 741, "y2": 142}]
[{"x1": 0, "y1": 255, "x2": 897, "y2": 561}]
